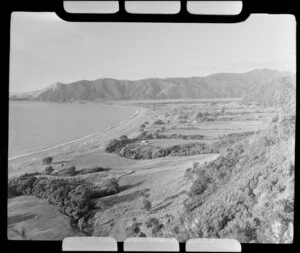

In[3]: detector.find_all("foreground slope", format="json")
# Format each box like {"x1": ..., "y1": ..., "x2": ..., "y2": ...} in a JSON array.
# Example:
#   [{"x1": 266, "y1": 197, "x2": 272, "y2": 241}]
[
  {"x1": 242, "y1": 74, "x2": 296, "y2": 109},
  {"x1": 181, "y1": 114, "x2": 295, "y2": 243},
  {"x1": 179, "y1": 76, "x2": 296, "y2": 243}
]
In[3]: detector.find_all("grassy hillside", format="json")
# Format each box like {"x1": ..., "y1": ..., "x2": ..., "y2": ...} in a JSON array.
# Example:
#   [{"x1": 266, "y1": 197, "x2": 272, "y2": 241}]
[{"x1": 179, "y1": 113, "x2": 295, "y2": 243}]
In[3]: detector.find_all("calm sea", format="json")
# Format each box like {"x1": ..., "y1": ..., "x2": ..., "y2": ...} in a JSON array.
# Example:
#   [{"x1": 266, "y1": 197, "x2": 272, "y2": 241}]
[{"x1": 9, "y1": 101, "x2": 137, "y2": 159}]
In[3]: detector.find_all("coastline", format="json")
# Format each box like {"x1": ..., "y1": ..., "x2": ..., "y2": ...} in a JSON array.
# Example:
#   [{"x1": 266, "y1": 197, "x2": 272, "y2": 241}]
[
  {"x1": 8, "y1": 105, "x2": 150, "y2": 177},
  {"x1": 8, "y1": 108, "x2": 141, "y2": 161}
]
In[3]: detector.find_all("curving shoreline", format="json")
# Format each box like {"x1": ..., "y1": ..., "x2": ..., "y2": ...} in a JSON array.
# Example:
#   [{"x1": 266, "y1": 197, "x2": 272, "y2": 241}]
[{"x1": 8, "y1": 107, "x2": 142, "y2": 162}]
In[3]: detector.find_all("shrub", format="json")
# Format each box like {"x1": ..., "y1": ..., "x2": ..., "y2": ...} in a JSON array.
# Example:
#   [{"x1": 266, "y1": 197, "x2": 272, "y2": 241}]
[
  {"x1": 143, "y1": 197, "x2": 152, "y2": 211},
  {"x1": 184, "y1": 168, "x2": 193, "y2": 180},
  {"x1": 154, "y1": 119, "x2": 164, "y2": 124},
  {"x1": 189, "y1": 169, "x2": 212, "y2": 197},
  {"x1": 195, "y1": 112, "x2": 203, "y2": 119},
  {"x1": 193, "y1": 162, "x2": 200, "y2": 170},
  {"x1": 43, "y1": 166, "x2": 54, "y2": 175},
  {"x1": 152, "y1": 223, "x2": 164, "y2": 235},
  {"x1": 119, "y1": 135, "x2": 128, "y2": 140},
  {"x1": 105, "y1": 139, "x2": 121, "y2": 153},
  {"x1": 77, "y1": 167, "x2": 105, "y2": 175},
  {"x1": 138, "y1": 232, "x2": 146, "y2": 237},
  {"x1": 172, "y1": 225, "x2": 180, "y2": 235},
  {"x1": 42, "y1": 156, "x2": 53, "y2": 165},
  {"x1": 146, "y1": 217, "x2": 159, "y2": 228},
  {"x1": 140, "y1": 188, "x2": 150, "y2": 198},
  {"x1": 56, "y1": 166, "x2": 76, "y2": 176},
  {"x1": 272, "y1": 115, "x2": 279, "y2": 123},
  {"x1": 105, "y1": 178, "x2": 120, "y2": 195},
  {"x1": 95, "y1": 201, "x2": 106, "y2": 210},
  {"x1": 126, "y1": 222, "x2": 143, "y2": 237}
]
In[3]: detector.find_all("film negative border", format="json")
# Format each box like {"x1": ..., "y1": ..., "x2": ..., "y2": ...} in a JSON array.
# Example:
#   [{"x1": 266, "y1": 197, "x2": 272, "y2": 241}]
[{"x1": 2, "y1": 1, "x2": 299, "y2": 253}]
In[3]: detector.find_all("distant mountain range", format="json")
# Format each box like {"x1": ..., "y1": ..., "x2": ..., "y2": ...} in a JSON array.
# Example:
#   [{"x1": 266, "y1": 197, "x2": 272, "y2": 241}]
[{"x1": 10, "y1": 69, "x2": 294, "y2": 102}]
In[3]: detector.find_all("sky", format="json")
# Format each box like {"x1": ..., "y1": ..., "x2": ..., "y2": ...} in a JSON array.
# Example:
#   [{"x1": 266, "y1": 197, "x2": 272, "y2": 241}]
[{"x1": 10, "y1": 11, "x2": 296, "y2": 92}]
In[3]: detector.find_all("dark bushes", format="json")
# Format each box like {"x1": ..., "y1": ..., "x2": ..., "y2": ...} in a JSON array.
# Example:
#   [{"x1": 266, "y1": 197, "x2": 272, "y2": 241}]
[
  {"x1": 77, "y1": 167, "x2": 108, "y2": 175},
  {"x1": 126, "y1": 222, "x2": 144, "y2": 237},
  {"x1": 8, "y1": 173, "x2": 120, "y2": 233},
  {"x1": 43, "y1": 166, "x2": 54, "y2": 175},
  {"x1": 143, "y1": 198, "x2": 152, "y2": 211},
  {"x1": 42, "y1": 156, "x2": 53, "y2": 165},
  {"x1": 104, "y1": 131, "x2": 207, "y2": 155},
  {"x1": 184, "y1": 168, "x2": 193, "y2": 180},
  {"x1": 105, "y1": 131, "x2": 254, "y2": 160},
  {"x1": 8, "y1": 176, "x2": 94, "y2": 220},
  {"x1": 53, "y1": 166, "x2": 109, "y2": 177},
  {"x1": 146, "y1": 217, "x2": 159, "y2": 228},
  {"x1": 144, "y1": 217, "x2": 164, "y2": 236},
  {"x1": 105, "y1": 138, "x2": 133, "y2": 153},
  {"x1": 105, "y1": 178, "x2": 120, "y2": 195},
  {"x1": 119, "y1": 135, "x2": 128, "y2": 140},
  {"x1": 188, "y1": 169, "x2": 212, "y2": 198},
  {"x1": 54, "y1": 166, "x2": 77, "y2": 176},
  {"x1": 154, "y1": 119, "x2": 164, "y2": 124}
]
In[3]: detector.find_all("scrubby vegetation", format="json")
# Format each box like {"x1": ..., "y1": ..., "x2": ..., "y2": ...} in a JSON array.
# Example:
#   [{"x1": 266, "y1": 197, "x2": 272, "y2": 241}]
[
  {"x1": 179, "y1": 113, "x2": 295, "y2": 243},
  {"x1": 8, "y1": 173, "x2": 120, "y2": 234},
  {"x1": 125, "y1": 221, "x2": 145, "y2": 237},
  {"x1": 42, "y1": 156, "x2": 53, "y2": 165},
  {"x1": 50, "y1": 166, "x2": 109, "y2": 177},
  {"x1": 154, "y1": 119, "x2": 164, "y2": 124},
  {"x1": 143, "y1": 198, "x2": 152, "y2": 211},
  {"x1": 146, "y1": 217, "x2": 164, "y2": 236},
  {"x1": 141, "y1": 188, "x2": 152, "y2": 211},
  {"x1": 105, "y1": 131, "x2": 254, "y2": 160},
  {"x1": 43, "y1": 166, "x2": 54, "y2": 175}
]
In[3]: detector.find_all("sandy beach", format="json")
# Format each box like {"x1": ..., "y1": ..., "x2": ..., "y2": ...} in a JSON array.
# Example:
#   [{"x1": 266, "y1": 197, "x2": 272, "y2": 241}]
[{"x1": 8, "y1": 105, "x2": 152, "y2": 178}]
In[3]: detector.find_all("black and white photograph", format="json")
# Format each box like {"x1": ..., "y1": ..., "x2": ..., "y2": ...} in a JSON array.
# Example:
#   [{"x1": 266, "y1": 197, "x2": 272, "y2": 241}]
[{"x1": 8, "y1": 7, "x2": 295, "y2": 243}]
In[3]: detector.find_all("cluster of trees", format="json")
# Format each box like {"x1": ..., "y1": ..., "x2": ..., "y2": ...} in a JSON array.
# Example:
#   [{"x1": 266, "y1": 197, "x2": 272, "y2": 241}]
[
  {"x1": 145, "y1": 217, "x2": 164, "y2": 235},
  {"x1": 52, "y1": 166, "x2": 108, "y2": 177},
  {"x1": 125, "y1": 189, "x2": 165, "y2": 238},
  {"x1": 105, "y1": 137, "x2": 133, "y2": 153},
  {"x1": 105, "y1": 131, "x2": 254, "y2": 160},
  {"x1": 125, "y1": 217, "x2": 165, "y2": 238},
  {"x1": 194, "y1": 111, "x2": 222, "y2": 123},
  {"x1": 8, "y1": 173, "x2": 120, "y2": 234},
  {"x1": 42, "y1": 156, "x2": 53, "y2": 165},
  {"x1": 137, "y1": 131, "x2": 206, "y2": 141},
  {"x1": 179, "y1": 113, "x2": 295, "y2": 243},
  {"x1": 125, "y1": 220, "x2": 146, "y2": 238},
  {"x1": 154, "y1": 119, "x2": 164, "y2": 124},
  {"x1": 38, "y1": 162, "x2": 110, "y2": 177},
  {"x1": 105, "y1": 132, "x2": 207, "y2": 156},
  {"x1": 117, "y1": 142, "x2": 213, "y2": 160}
]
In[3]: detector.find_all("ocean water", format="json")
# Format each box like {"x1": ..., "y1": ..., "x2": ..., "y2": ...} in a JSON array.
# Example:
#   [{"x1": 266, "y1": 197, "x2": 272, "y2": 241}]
[{"x1": 9, "y1": 101, "x2": 137, "y2": 159}]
